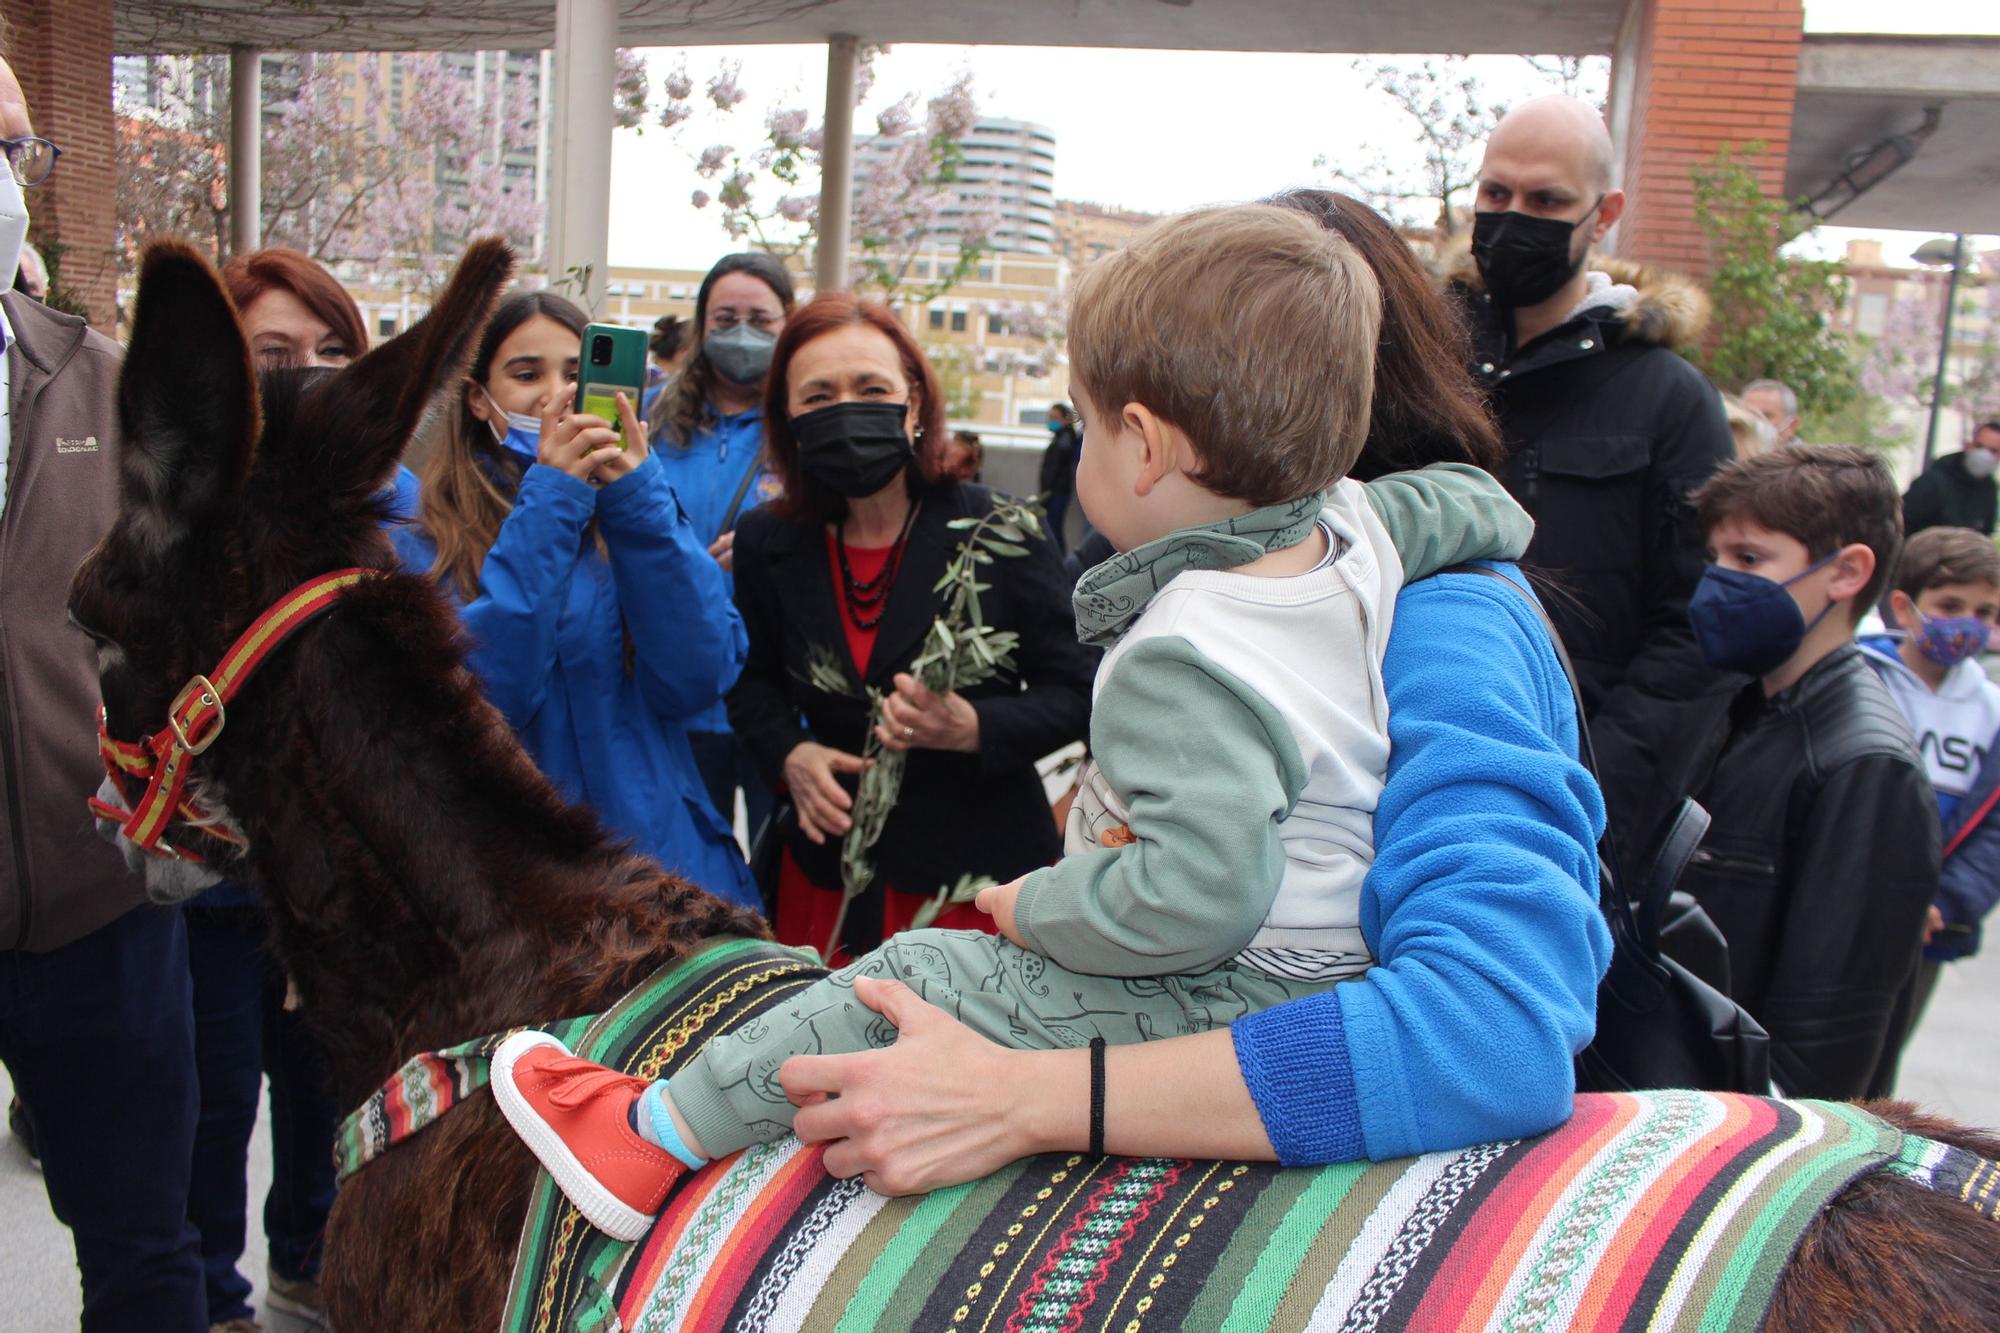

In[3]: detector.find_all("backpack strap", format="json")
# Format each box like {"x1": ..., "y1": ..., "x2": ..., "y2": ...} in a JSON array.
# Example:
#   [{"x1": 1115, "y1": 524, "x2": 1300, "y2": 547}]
[
  {"x1": 1441, "y1": 563, "x2": 1707, "y2": 942},
  {"x1": 719, "y1": 449, "x2": 766, "y2": 534}
]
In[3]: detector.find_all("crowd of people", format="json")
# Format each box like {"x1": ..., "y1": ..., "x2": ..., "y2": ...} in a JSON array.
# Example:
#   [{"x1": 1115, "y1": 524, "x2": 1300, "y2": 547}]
[{"x1": 0, "y1": 40, "x2": 1992, "y2": 1333}]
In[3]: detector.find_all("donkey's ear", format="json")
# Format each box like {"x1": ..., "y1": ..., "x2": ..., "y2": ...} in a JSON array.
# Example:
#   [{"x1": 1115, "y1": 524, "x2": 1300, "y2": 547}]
[
  {"x1": 119, "y1": 241, "x2": 259, "y2": 519},
  {"x1": 335, "y1": 237, "x2": 516, "y2": 490}
]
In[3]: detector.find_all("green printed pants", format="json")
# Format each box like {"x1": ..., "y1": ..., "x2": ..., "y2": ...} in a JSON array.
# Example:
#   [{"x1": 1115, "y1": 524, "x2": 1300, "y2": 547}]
[{"x1": 672, "y1": 927, "x2": 1330, "y2": 1157}]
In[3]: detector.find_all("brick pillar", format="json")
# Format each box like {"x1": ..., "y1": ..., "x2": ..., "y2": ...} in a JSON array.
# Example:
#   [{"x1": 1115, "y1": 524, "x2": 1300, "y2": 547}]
[
  {"x1": 1605, "y1": 0, "x2": 1804, "y2": 279},
  {"x1": 2, "y1": 0, "x2": 119, "y2": 333}
]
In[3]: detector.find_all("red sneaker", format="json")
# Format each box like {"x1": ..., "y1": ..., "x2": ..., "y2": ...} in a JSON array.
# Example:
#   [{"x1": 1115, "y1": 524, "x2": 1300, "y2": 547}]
[{"x1": 491, "y1": 1031, "x2": 686, "y2": 1240}]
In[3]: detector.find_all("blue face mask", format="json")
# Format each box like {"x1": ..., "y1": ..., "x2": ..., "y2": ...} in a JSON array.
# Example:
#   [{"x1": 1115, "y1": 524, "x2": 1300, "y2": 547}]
[
  {"x1": 1687, "y1": 551, "x2": 1841, "y2": 677},
  {"x1": 480, "y1": 386, "x2": 541, "y2": 463}
]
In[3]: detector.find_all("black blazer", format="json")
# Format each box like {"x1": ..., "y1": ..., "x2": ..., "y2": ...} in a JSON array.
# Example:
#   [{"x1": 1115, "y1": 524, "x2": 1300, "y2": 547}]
[{"x1": 727, "y1": 481, "x2": 1096, "y2": 908}]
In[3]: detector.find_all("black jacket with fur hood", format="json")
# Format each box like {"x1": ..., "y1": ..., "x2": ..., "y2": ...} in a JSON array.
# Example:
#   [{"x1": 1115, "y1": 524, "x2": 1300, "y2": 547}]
[{"x1": 1449, "y1": 253, "x2": 1735, "y2": 860}]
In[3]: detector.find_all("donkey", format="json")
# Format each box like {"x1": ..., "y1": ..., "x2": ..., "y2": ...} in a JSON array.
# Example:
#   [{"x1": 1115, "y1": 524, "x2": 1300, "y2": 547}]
[{"x1": 73, "y1": 240, "x2": 2000, "y2": 1331}]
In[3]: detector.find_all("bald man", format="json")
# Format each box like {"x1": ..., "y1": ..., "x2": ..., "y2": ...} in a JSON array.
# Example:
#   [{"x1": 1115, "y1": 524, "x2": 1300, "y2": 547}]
[{"x1": 1453, "y1": 95, "x2": 1734, "y2": 870}]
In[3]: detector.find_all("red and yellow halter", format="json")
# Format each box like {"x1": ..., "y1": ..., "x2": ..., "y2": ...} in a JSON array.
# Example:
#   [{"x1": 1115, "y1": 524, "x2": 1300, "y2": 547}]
[{"x1": 90, "y1": 568, "x2": 380, "y2": 861}]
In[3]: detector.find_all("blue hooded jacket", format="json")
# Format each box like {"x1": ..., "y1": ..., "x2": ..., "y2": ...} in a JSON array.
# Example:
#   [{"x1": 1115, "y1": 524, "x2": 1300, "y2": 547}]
[
  {"x1": 1860, "y1": 633, "x2": 2000, "y2": 961},
  {"x1": 390, "y1": 453, "x2": 758, "y2": 908},
  {"x1": 645, "y1": 403, "x2": 780, "y2": 735}
]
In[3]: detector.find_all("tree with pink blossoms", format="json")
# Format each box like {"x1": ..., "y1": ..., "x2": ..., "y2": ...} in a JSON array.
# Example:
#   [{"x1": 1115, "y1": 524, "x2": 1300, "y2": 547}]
[
  {"x1": 119, "y1": 50, "x2": 636, "y2": 298},
  {"x1": 1318, "y1": 58, "x2": 1507, "y2": 239},
  {"x1": 1860, "y1": 251, "x2": 2000, "y2": 434},
  {"x1": 255, "y1": 54, "x2": 544, "y2": 296},
  {"x1": 626, "y1": 48, "x2": 994, "y2": 302}
]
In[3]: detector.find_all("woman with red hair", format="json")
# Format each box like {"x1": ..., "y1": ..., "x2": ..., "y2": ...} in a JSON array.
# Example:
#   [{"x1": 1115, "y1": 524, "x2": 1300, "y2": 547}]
[
  {"x1": 220, "y1": 246, "x2": 421, "y2": 523},
  {"x1": 728, "y1": 293, "x2": 1094, "y2": 960}
]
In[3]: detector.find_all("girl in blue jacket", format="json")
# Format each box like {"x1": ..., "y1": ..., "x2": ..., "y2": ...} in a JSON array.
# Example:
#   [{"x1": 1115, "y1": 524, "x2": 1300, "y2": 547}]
[
  {"x1": 392, "y1": 291, "x2": 757, "y2": 908},
  {"x1": 643, "y1": 254, "x2": 797, "y2": 836}
]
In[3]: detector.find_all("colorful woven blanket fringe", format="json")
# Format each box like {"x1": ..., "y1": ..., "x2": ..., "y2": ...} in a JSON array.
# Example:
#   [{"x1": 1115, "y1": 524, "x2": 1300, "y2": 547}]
[{"x1": 341, "y1": 939, "x2": 1972, "y2": 1332}]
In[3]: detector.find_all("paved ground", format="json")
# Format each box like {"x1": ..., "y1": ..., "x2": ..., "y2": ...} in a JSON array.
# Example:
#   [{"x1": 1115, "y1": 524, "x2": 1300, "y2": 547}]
[{"x1": 5, "y1": 941, "x2": 1999, "y2": 1330}]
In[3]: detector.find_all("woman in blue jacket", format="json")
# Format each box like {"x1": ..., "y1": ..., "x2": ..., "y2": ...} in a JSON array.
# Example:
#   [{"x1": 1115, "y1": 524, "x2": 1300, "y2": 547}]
[
  {"x1": 393, "y1": 290, "x2": 756, "y2": 907},
  {"x1": 644, "y1": 253, "x2": 797, "y2": 835},
  {"x1": 757, "y1": 192, "x2": 1613, "y2": 1187}
]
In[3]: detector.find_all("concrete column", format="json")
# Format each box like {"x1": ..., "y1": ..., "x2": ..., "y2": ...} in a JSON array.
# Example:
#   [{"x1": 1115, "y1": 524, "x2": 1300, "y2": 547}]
[
  {"x1": 229, "y1": 47, "x2": 262, "y2": 258},
  {"x1": 550, "y1": 0, "x2": 616, "y2": 308},
  {"x1": 1605, "y1": 0, "x2": 1805, "y2": 279},
  {"x1": 815, "y1": 36, "x2": 860, "y2": 294}
]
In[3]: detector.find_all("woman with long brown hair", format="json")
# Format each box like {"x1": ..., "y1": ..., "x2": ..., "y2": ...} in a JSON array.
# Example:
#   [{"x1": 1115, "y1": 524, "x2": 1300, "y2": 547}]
[
  {"x1": 727, "y1": 292, "x2": 1096, "y2": 961},
  {"x1": 390, "y1": 289, "x2": 757, "y2": 908},
  {"x1": 221, "y1": 245, "x2": 424, "y2": 521},
  {"x1": 645, "y1": 253, "x2": 797, "y2": 835}
]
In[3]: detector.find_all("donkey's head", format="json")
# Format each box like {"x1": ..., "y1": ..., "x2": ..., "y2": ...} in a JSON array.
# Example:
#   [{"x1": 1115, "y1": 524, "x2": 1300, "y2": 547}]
[{"x1": 68, "y1": 239, "x2": 515, "y2": 854}]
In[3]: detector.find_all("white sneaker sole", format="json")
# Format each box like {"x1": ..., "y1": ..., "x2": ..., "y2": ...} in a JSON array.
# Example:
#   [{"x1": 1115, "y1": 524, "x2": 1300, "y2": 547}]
[
  {"x1": 265, "y1": 1285, "x2": 328, "y2": 1327},
  {"x1": 490, "y1": 1031, "x2": 655, "y2": 1242}
]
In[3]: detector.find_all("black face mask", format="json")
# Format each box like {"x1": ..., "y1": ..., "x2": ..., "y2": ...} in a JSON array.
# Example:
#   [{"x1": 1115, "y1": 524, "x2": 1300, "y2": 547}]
[
  {"x1": 792, "y1": 401, "x2": 915, "y2": 498},
  {"x1": 1470, "y1": 195, "x2": 1603, "y2": 310}
]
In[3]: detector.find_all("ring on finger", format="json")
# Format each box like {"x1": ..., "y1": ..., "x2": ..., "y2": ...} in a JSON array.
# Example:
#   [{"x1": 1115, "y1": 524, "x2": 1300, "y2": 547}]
[{"x1": 902, "y1": 725, "x2": 916, "y2": 740}]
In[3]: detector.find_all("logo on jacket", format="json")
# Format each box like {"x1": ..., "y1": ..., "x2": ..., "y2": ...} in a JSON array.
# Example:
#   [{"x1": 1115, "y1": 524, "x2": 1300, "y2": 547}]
[
  {"x1": 1920, "y1": 729, "x2": 1988, "y2": 777},
  {"x1": 55, "y1": 435, "x2": 99, "y2": 454}
]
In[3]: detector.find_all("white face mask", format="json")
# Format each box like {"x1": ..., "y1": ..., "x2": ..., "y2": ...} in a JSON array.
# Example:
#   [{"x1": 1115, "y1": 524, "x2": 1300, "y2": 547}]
[
  {"x1": 0, "y1": 172, "x2": 28, "y2": 296},
  {"x1": 1966, "y1": 448, "x2": 1999, "y2": 481}
]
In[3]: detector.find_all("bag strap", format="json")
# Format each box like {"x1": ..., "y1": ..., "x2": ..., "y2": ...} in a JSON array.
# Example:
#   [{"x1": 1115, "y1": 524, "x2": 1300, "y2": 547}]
[
  {"x1": 1944, "y1": 781, "x2": 2000, "y2": 861},
  {"x1": 719, "y1": 448, "x2": 766, "y2": 534},
  {"x1": 1443, "y1": 564, "x2": 1597, "y2": 782}
]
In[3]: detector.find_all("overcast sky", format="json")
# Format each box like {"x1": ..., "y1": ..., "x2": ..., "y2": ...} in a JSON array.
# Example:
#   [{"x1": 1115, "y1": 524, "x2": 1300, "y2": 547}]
[{"x1": 606, "y1": 0, "x2": 1999, "y2": 274}]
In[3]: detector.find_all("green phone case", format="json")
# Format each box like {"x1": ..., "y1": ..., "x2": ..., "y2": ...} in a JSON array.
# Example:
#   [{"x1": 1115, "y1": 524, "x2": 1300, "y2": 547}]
[{"x1": 577, "y1": 323, "x2": 649, "y2": 448}]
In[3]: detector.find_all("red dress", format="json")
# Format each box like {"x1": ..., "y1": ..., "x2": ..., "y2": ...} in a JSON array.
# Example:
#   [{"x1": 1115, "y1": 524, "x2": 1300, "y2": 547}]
[{"x1": 771, "y1": 532, "x2": 997, "y2": 966}]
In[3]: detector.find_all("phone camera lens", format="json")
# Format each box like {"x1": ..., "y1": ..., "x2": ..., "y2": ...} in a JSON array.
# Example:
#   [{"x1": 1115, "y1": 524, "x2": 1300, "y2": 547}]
[{"x1": 591, "y1": 335, "x2": 613, "y2": 365}]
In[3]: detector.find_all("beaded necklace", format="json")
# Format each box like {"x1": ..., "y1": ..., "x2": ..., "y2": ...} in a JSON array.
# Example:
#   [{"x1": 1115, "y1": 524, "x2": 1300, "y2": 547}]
[{"x1": 834, "y1": 499, "x2": 922, "y2": 631}]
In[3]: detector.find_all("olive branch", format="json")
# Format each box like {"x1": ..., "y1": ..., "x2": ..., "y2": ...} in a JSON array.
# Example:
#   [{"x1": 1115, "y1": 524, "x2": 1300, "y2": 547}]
[{"x1": 802, "y1": 497, "x2": 1045, "y2": 957}]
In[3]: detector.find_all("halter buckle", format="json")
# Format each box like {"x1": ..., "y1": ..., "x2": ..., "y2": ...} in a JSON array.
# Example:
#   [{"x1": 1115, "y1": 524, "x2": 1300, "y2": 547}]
[{"x1": 168, "y1": 674, "x2": 225, "y2": 756}]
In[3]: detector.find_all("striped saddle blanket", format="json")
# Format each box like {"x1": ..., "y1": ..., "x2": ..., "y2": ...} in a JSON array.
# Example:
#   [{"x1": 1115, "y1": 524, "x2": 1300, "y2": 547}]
[{"x1": 338, "y1": 939, "x2": 1984, "y2": 1333}]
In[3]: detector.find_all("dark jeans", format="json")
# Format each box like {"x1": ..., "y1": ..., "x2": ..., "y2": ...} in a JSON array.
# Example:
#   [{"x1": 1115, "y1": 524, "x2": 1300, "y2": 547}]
[
  {"x1": 690, "y1": 729, "x2": 775, "y2": 844},
  {"x1": 0, "y1": 905, "x2": 205, "y2": 1332},
  {"x1": 186, "y1": 903, "x2": 337, "y2": 1322},
  {"x1": 1045, "y1": 491, "x2": 1073, "y2": 554}
]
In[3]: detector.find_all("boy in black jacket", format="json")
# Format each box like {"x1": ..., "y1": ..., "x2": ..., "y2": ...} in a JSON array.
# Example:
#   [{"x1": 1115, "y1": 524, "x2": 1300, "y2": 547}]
[{"x1": 1663, "y1": 445, "x2": 1938, "y2": 1099}]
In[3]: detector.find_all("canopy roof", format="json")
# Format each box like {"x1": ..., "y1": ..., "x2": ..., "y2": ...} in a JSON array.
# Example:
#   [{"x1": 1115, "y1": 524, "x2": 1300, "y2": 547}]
[
  {"x1": 1783, "y1": 34, "x2": 2000, "y2": 234},
  {"x1": 114, "y1": 0, "x2": 1628, "y2": 57}
]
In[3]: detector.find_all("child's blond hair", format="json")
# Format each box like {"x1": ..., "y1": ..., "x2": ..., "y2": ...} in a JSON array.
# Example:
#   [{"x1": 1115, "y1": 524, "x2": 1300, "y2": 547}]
[{"x1": 1068, "y1": 204, "x2": 1381, "y2": 506}]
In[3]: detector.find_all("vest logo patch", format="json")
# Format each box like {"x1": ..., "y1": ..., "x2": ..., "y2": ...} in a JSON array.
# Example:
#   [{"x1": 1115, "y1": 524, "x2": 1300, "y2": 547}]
[{"x1": 55, "y1": 435, "x2": 99, "y2": 454}]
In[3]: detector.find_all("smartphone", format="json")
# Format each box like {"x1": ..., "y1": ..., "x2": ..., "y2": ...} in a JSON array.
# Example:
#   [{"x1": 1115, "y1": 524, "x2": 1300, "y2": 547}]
[{"x1": 576, "y1": 323, "x2": 649, "y2": 448}]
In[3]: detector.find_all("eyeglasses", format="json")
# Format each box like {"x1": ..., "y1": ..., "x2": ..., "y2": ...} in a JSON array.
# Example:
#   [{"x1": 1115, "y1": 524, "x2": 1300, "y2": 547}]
[
  {"x1": 709, "y1": 311, "x2": 780, "y2": 332},
  {"x1": 1, "y1": 137, "x2": 62, "y2": 188}
]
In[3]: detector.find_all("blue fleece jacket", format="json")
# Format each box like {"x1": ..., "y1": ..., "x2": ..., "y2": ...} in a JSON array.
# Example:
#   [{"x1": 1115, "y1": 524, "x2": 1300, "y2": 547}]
[
  {"x1": 648, "y1": 407, "x2": 781, "y2": 735},
  {"x1": 390, "y1": 453, "x2": 758, "y2": 908},
  {"x1": 1230, "y1": 564, "x2": 1611, "y2": 1164}
]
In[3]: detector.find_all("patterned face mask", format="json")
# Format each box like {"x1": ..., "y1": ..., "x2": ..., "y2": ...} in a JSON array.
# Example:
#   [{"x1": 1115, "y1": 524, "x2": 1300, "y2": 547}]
[{"x1": 1913, "y1": 609, "x2": 1993, "y2": 668}]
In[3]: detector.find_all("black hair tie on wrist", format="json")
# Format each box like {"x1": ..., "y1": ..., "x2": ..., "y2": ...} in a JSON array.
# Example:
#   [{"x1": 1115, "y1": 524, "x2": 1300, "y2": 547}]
[{"x1": 1088, "y1": 1037, "x2": 1107, "y2": 1157}]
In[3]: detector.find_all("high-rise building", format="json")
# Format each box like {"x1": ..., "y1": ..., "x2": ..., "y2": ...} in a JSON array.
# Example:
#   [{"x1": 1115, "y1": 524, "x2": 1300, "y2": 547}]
[{"x1": 857, "y1": 117, "x2": 1057, "y2": 256}]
